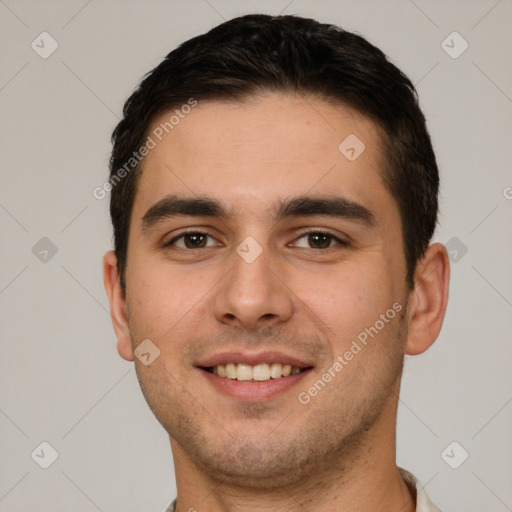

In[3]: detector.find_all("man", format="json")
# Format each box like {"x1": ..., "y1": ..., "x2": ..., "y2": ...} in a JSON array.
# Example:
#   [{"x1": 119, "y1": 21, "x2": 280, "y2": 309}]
[{"x1": 103, "y1": 14, "x2": 450, "y2": 512}]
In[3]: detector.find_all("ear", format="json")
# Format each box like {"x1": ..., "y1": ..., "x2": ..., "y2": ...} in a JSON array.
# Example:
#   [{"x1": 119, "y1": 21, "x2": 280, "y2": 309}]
[
  {"x1": 405, "y1": 243, "x2": 450, "y2": 355},
  {"x1": 103, "y1": 251, "x2": 134, "y2": 361}
]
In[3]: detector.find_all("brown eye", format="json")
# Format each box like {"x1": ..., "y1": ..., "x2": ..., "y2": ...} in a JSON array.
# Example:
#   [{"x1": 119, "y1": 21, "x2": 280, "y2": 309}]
[
  {"x1": 183, "y1": 233, "x2": 208, "y2": 248},
  {"x1": 169, "y1": 232, "x2": 218, "y2": 249},
  {"x1": 308, "y1": 233, "x2": 333, "y2": 249},
  {"x1": 291, "y1": 232, "x2": 346, "y2": 250}
]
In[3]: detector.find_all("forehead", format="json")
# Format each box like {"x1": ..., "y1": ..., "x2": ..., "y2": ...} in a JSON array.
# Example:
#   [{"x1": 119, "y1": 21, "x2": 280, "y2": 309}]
[{"x1": 133, "y1": 93, "x2": 395, "y2": 223}]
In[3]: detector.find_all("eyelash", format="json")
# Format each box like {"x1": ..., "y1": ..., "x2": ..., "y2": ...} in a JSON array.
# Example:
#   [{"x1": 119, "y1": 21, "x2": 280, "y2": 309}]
[
  {"x1": 165, "y1": 230, "x2": 219, "y2": 249},
  {"x1": 164, "y1": 230, "x2": 349, "y2": 250},
  {"x1": 291, "y1": 231, "x2": 348, "y2": 249}
]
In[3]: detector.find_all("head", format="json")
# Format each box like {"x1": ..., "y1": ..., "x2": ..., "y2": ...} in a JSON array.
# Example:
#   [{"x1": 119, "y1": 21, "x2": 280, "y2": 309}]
[
  {"x1": 109, "y1": 14, "x2": 439, "y2": 292},
  {"x1": 104, "y1": 14, "x2": 449, "y2": 488}
]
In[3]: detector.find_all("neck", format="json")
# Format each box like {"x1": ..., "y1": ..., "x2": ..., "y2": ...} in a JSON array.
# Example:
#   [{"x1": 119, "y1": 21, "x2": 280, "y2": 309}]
[{"x1": 169, "y1": 404, "x2": 415, "y2": 512}]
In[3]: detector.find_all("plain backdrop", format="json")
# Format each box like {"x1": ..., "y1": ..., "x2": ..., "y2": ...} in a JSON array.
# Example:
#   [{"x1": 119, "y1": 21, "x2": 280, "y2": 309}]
[{"x1": 1, "y1": 1, "x2": 511, "y2": 511}]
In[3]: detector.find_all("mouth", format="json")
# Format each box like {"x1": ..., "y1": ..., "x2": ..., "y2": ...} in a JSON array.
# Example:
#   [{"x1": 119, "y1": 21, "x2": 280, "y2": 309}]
[
  {"x1": 202, "y1": 362, "x2": 307, "y2": 381},
  {"x1": 196, "y1": 352, "x2": 314, "y2": 401}
]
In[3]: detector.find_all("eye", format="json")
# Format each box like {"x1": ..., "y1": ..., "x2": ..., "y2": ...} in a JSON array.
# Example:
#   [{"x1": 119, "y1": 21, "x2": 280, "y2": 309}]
[
  {"x1": 292, "y1": 232, "x2": 344, "y2": 249},
  {"x1": 169, "y1": 232, "x2": 219, "y2": 249}
]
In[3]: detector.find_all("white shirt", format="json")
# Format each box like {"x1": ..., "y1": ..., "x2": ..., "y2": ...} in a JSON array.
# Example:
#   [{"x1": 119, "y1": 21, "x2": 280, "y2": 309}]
[
  {"x1": 400, "y1": 468, "x2": 442, "y2": 512},
  {"x1": 165, "y1": 468, "x2": 442, "y2": 511}
]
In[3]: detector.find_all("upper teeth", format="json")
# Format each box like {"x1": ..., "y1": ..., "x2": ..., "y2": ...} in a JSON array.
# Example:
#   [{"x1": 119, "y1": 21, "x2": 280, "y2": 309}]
[{"x1": 211, "y1": 363, "x2": 303, "y2": 381}]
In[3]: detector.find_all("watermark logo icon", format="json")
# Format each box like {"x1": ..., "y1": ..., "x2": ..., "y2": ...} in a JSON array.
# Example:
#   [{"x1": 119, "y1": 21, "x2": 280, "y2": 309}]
[
  {"x1": 445, "y1": 236, "x2": 468, "y2": 263},
  {"x1": 31, "y1": 32, "x2": 59, "y2": 59},
  {"x1": 32, "y1": 237, "x2": 58, "y2": 263},
  {"x1": 338, "y1": 134, "x2": 366, "y2": 161},
  {"x1": 134, "y1": 339, "x2": 161, "y2": 366},
  {"x1": 236, "y1": 236, "x2": 263, "y2": 264},
  {"x1": 31, "y1": 441, "x2": 59, "y2": 469},
  {"x1": 441, "y1": 31, "x2": 469, "y2": 59},
  {"x1": 441, "y1": 441, "x2": 469, "y2": 469}
]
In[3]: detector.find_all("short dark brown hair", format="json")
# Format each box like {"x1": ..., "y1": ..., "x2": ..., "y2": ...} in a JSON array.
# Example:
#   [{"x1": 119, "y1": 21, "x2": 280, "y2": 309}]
[{"x1": 109, "y1": 14, "x2": 439, "y2": 291}]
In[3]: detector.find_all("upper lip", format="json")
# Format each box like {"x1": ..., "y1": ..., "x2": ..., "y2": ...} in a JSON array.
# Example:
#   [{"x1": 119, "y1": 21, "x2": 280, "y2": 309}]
[{"x1": 195, "y1": 350, "x2": 314, "y2": 369}]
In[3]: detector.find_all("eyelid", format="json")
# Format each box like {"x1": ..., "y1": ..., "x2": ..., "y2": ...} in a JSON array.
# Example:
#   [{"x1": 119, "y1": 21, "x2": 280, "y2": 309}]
[
  {"x1": 289, "y1": 229, "x2": 349, "y2": 248},
  {"x1": 162, "y1": 228, "x2": 349, "y2": 250},
  {"x1": 164, "y1": 229, "x2": 221, "y2": 248}
]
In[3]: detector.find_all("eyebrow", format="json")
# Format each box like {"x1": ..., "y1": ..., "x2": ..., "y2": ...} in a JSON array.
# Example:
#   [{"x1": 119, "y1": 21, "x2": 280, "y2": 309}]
[
  {"x1": 277, "y1": 196, "x2": 376, "y2": 227},
  {"x1": 141, "y1": 194, "x2": 376, "y2": 231},
  {"x1": 141, "y1": 196, "x2": 226, "y2": 231}
]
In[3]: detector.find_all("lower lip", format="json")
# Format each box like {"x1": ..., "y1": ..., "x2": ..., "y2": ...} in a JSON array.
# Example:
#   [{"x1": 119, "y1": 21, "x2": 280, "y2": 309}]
[{"x1": 199, "y1": 368, "x2": 311, "y2": 402}]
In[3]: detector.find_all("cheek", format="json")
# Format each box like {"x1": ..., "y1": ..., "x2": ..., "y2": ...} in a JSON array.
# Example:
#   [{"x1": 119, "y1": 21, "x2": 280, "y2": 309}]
[
  {"x1": 292, "y1": 259, "x2": 397, "y2": 344},
  {"x1": 126, "y1": 259, "x2": 191, "y2": 339},
  {"x1": 125, "y1": 249, "x2": 221, "y2": 343}
]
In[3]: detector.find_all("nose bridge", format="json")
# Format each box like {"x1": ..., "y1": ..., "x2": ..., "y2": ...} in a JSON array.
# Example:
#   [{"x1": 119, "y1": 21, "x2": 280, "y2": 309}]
[{"x1": 213, "y1": 243, "x2": 294, "y2": 329}]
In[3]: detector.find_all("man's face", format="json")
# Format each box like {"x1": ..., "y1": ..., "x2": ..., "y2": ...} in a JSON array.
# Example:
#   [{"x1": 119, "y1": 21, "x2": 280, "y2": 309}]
[{"x1": 121, "y1": 94, "x2": 411, "y2": 486}]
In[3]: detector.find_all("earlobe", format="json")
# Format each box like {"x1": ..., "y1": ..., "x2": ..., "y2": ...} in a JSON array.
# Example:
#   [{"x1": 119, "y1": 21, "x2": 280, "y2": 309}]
[
  {"x1": 103, "y1": 251, "x2": 134, "y2": 361},
  {"x1": 405, "y1": 243, "x2": 450, "y2": 356}
]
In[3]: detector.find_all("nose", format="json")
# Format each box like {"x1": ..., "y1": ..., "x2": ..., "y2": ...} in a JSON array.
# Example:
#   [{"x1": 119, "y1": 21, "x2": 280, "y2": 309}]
[{"x1": 212, "y1": 247, "x2": 294, "y2": 330}]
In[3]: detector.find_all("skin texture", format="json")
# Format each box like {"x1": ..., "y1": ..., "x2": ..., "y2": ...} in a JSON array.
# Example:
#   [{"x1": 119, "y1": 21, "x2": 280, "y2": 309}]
[{"x1": 104, "y1": 93, "x2": 450, "y2": 512}]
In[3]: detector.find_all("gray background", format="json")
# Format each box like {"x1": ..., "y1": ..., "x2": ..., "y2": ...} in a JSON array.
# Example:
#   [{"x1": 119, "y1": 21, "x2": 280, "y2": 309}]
[{"x1": 1, "y1": 0, "x2": 511, "y2": 510}]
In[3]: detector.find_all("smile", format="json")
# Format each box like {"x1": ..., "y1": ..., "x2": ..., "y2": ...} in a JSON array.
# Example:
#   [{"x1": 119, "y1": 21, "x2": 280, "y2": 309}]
[{"x1": 204, "y1": 362, "x2": 304, "y2": 381}]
